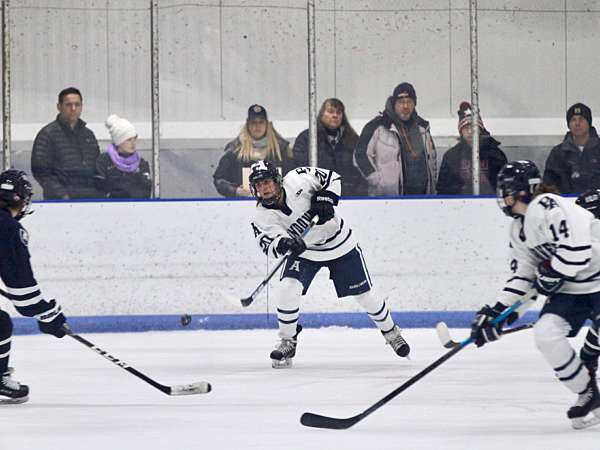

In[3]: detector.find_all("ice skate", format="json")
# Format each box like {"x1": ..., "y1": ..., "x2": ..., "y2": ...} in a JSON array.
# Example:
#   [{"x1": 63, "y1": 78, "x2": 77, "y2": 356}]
[
  {"x1": 0, "y1": 368, "x2": 29, "y2": 405},
  {"x1": 270, "y1": 325, "x2": 302, "y2": 369},
  {"x1": 567, "y1": 375, "x2": 600, "y2": 429},
  {"x1": 382, "y1": 325, "x2": 410, "y2": 357}
]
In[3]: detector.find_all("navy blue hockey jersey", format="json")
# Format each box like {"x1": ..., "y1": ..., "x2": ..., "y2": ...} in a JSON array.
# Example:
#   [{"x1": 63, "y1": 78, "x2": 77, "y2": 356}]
[{"x1": 0, "y1": 208, "x2": 61, "y2": 322}]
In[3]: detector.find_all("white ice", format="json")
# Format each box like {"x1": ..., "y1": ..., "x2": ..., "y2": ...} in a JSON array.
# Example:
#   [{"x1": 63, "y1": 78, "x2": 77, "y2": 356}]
[{"x1": 2, "y1": 327, "x2": 598, "y2": 450}]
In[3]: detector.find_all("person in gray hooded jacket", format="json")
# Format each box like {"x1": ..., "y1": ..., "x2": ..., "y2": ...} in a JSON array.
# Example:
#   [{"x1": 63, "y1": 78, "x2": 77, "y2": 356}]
[{"x1": 354, "y1": 82, "x2": 436, "y2": 196}]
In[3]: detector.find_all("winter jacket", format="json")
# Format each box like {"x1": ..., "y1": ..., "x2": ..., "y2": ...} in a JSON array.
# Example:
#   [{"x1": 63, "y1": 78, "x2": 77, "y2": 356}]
[
  {"x1": 436, "y1": 135, "x2": 507, "y2": 195},
  {"x1": 31, "y1": 115, "x2": 100, "y2": 199},
  {"x1": 543, "y1": 128, "x2": 600, "y2": 194},
  {"x1": 354, "y1": 100, "x2": 437, "y2": 196},
  {"x1": 213, "y1": 136, "x2": 293, "y2": 197},
  {"x1": 95, "y1": 153, "x2": 152, "y2": 199},
  {"x1": 292, "y1": 126, "x2": 367, "y2": 196}
]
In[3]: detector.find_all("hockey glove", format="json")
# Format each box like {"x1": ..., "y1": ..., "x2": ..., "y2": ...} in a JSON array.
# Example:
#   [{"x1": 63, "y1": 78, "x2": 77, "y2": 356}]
[
  {"x1": 276, "y1": 236, "x2": 307, "y2": 256},
  {"x1": 310, "y1": 190, "x2": 339, "y2": 225},
  {"x1": 470, "y1": 302, "x2": 518, "y2": 348},
  {"x1": 534, "y1": 260, "x2": 565, "y2": 296},
  {"x1": 37, "y1": 301, "x2": 67, "y2": 338}
]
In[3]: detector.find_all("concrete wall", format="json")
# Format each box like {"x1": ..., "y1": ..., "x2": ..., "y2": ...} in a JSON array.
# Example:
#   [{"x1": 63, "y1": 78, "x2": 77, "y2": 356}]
[
  {"x1": 0, "y1": 198, "x2": 519, "y2": 317},
  {"x1": 5, "y1": 0, "x2": 600, "y2": 126}
]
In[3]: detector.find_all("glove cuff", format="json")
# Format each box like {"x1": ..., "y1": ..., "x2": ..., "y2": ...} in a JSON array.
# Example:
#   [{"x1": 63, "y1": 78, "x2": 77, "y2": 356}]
[{"x1": 314, "y1": 190, "x2": 339, "y2": 206}]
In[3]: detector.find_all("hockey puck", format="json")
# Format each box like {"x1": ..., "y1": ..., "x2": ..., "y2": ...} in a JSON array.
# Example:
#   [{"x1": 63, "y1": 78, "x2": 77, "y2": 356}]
[{"x1": 180, "y1": 314, "x2": 192, "y2": 327}]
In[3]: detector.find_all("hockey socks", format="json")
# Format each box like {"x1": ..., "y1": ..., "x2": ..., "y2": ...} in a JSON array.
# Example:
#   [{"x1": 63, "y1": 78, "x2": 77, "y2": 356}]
[
  {"x1": 354, "y1": 292, "x2": 410, "y2": 357},
  {"x1": 0, "y1": 311, "x2": 12, "y2": 374},
  {"x1": 354, "y1": 291, "x2": 395, "y2": 332}
]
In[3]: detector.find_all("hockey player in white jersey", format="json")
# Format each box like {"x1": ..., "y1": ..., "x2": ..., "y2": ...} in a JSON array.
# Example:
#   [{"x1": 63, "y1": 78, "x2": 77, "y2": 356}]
[
  {"x1": 470, "y1": 160, "x2": 600, "y2": 429},
  {"x1": 248, "y1": 160, "x2": 409, "y2": 368}
]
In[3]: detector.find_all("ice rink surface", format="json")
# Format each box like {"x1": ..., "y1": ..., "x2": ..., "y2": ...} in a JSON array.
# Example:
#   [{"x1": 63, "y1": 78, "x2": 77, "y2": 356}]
[{"x1": 2, "y1": 327, "x2": 598, "y2": 450}]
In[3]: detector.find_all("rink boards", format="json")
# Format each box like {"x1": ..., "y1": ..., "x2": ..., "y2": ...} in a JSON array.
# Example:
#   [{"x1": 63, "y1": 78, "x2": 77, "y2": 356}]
[{"x1": 2, "y1": 196, "x2": 546, "y2": 333}]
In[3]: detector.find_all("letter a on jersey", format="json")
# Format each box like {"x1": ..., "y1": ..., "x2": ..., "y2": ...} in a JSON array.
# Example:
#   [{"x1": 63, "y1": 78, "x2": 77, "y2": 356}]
[{"x1": 289, "y1": 260, "x2": 301, "y2": 272}]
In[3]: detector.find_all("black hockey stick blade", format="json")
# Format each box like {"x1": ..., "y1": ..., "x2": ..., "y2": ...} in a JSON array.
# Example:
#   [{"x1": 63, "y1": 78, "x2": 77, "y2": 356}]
[
  {"x1": 300, "y1": 412, "x2": 363, "y2": 430},
  {"x1": 301, "y1": 343, "x2": 465, "y2": 429},
  {"x1": 300, "y1": 300, "x2": 524, "y2": 430},
  {"x1": 65, "y1": 327, "x2": 212, "y2": 395}
]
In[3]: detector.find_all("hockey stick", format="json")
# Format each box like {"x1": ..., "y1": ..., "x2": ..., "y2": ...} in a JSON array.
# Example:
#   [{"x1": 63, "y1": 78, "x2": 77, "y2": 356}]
[
  {"x1": 299, "y1": 299, "x2": 524, "y2": 430},
  {"x1": 240, "y1": 215, "x2": 319, "y2": 307},
  {"x1": 63, "y1": 325, "x2": 212, "y2": 395},
  {"x1": 436, "y1": 291, "x2": 539, "y2": 348},
  {"x1": 0, "y1": 288, "x2": 211, "y2": 395},
  {"x1": 436, "y1": 321, "x2": 534, "y2": 349}
]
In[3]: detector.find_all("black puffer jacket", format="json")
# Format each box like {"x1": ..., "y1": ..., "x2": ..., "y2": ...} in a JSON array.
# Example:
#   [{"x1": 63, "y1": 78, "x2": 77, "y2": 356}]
[
  {"x1": 95, "y1": 153, "x2": 152, "y2": 199},
  {"x1": 31, "y1": 115, "x2": 100, "y2": 199},
  {"x1": 436, "y1": 135, "x2": 507, "y2": 195},
  {"x1": 543, "y1": 128, "x2": 600, "y2": 194},
  {"x1": 292, "y1": 126, "x2": 367, "y2": 196}
]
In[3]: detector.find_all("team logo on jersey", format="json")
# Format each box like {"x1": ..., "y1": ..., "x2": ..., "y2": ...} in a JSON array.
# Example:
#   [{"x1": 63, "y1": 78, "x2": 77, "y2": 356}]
[
  {"x1": 289, "y1": 260, "x2": 301, "y2": 272},
  {"x1": 19, "y1": 228, "x2": 29, "y2": 246}
]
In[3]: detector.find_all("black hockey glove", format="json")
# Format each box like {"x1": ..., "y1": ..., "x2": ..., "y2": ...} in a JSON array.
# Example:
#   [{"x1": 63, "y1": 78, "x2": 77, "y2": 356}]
[
  {"x1": 276, "y1": 236, "x2": 306, "y2": 256},
  {"x1": 470, "y1": 302, "x2": 518, "y2": 348},
  {"x1": 534, "y1": 260, "x2": 565, "y2": 297},
  {"x1": 37, "y1": 301, "x2": 67, "y2": 338},
  {"x1": 310, "y1": 190, "x2": 339, "y2": 225}
]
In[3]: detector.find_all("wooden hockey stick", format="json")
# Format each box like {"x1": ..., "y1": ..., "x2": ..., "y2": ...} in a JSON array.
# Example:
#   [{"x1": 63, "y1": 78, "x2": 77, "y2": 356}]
[
  {"x1": 299, "y1": 299, "x2": 524, "y2": 430},
  {"x1": 64, "y1": 325, "x2": 211, "y2": 395},
  {"x1": 240, "y1": 215, "x2": 319, "y2": 307}
]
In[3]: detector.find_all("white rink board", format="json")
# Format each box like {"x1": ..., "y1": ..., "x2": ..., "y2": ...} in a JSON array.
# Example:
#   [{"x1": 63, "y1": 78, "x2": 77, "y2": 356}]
[{"x1": 4, "y1": 198, "x2": 516, "y2": 316}]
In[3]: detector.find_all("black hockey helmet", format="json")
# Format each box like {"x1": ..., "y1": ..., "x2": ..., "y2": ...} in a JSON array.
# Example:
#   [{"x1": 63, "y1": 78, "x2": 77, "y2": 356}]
[
  {"x1": 248, "y1": 160, "x2": 282, "y2": 206},
  {"x1": 576, "y1": 188, "x2": 600, "y2": 219},
  {"x1": 0, "y1": 169, "x2": 33, "y2": 220},
  {"x1": 496, "y1": 160, "x2": 541, "y2": 217}
]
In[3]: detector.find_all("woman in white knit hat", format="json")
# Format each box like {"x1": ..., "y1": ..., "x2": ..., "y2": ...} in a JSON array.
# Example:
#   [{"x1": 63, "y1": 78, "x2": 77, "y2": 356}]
[{"x1": 95, "y1": 114, "x2": 152, "y2": 198}]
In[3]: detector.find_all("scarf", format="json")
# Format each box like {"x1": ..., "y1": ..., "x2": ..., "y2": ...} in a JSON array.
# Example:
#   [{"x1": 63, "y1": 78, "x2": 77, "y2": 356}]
[{"x1": 107, "y1": 143, "x2": 141, "y2": 173}]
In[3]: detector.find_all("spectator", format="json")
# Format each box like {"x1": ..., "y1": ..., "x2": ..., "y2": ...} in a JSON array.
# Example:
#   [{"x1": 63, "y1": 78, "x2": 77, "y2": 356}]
[
  {"x1": 31, "y1": 87, "x2": 100, "y2": 199},
  {"x1": 543, "y1": 103, "x2": 600, "y2": 194},
  {"x1": 213, "y1": 104, "x2": 292, "y2": 197},
  {"x1": 292, "y1": 98, "x2": 366, "y2": 196},
  {"x1": 354, "y1": 82, "x2": 436, "y2": 196},
  {"x1": 95, "y1": 115, "x2": 151, "y2": 199},
  {"x1": 437, "y1": 101, "x2": 507, "y2": 195}
]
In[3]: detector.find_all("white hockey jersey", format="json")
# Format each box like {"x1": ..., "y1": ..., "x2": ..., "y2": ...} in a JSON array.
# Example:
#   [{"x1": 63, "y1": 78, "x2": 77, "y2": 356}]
[
  {"x1": 251, "y1": 167, "x2": 357, "y2": 262},
  {"x1": 499, "y1": 192, "x2": 600, "y2": 306}
]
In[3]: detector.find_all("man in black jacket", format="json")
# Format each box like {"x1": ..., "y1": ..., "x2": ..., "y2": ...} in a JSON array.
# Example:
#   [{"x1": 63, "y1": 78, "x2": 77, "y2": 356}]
[
  {"x1": 31, "y1": 87, "x2": 100, "y2": 199},
  {"x1": 543, "y1": 103, "x2": 600, "y2": 194}
]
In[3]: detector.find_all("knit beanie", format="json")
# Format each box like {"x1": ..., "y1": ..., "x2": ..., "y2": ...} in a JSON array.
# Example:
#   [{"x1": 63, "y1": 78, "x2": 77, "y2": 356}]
[
  {"x1": 392, "y1": 82, "x2": 417, "y2": 104},
  {"x1": 566, "y1": 103, "x2": 592, "y2": 126},
  {"x1": 457, "y1": 101, "x2": 485, "y2": 133},
  {"x1": 105, "y1": 114, "x2": 137, "y2": 146}
]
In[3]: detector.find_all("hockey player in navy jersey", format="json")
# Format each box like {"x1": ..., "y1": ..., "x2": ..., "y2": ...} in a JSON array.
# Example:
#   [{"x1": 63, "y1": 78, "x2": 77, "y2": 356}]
[
  {"x1": 0, "y1": 169, "x2": 68, "y2": 404},
  {"x1": 470, "y1": 160, "x2": 600, "y2": 429},
  {"x1": 248, "y1": 160, "x2": 409, "y2": 368}
]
